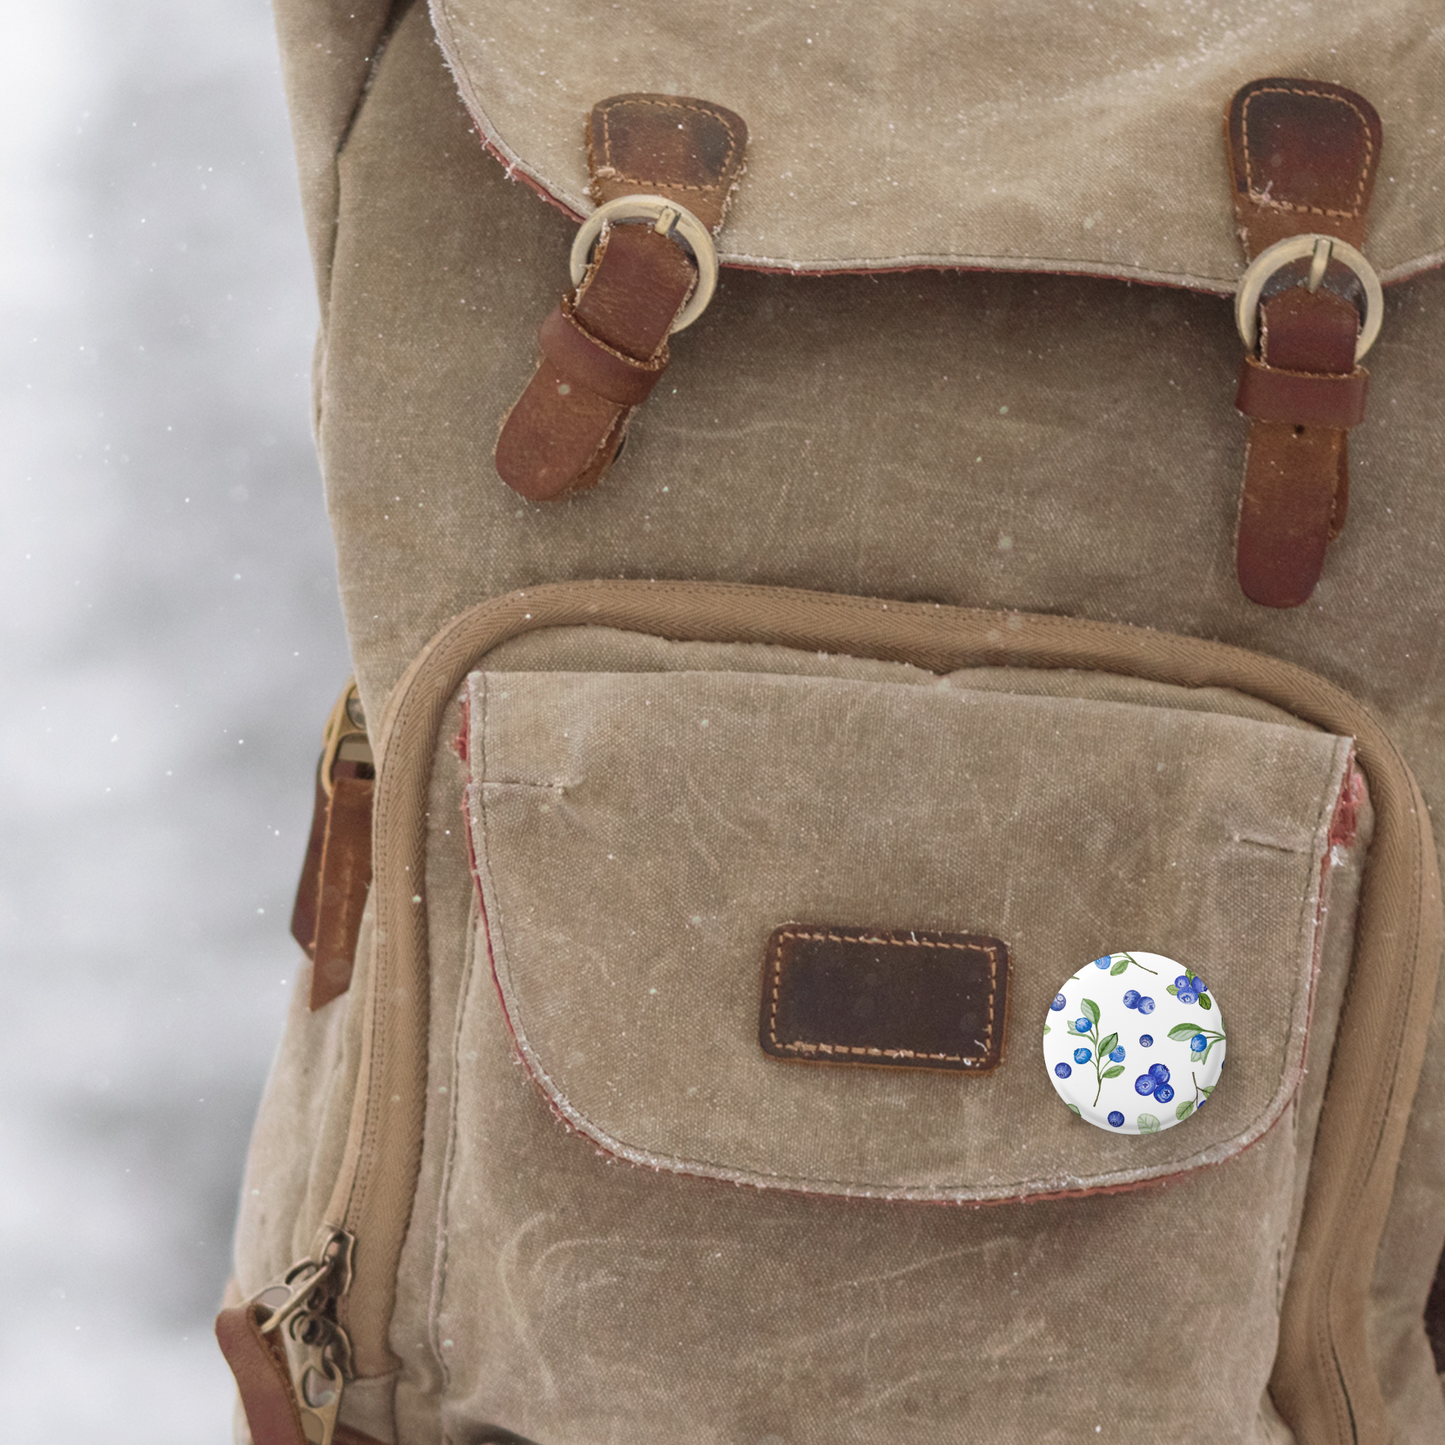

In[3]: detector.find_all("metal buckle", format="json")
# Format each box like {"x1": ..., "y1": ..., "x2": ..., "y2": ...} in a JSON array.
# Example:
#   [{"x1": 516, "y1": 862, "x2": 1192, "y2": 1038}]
[
  {"x1": 569, "y1": 194, "x2": 719, "y2": 334},
  {"x1": 318, "y1": 678, "x2": 370, "y2": 799},
  {"x1": 1234, "y1": 233, "x2": 1383, "y2": 362}
]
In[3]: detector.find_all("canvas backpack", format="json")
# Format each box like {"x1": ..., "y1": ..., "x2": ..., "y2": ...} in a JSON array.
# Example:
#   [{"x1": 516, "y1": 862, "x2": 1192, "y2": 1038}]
[{"x1": 218, "y1": 3, "x2": 1445, "y2": 1442}]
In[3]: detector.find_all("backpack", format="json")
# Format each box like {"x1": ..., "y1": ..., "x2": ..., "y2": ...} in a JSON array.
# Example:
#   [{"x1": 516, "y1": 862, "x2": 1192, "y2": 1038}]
[{"x1": 219, "y1": 3, "x2": 1445, "y2": 1441}]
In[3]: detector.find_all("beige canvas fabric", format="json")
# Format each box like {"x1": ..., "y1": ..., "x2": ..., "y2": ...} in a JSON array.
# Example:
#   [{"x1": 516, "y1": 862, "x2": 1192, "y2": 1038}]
[
  {"x1": 434, "y1": 641, "x2": 1371, "y2": 1445},
  {"x1": 235, "y1": 621, "x2": 1373, "y2": 1443},
  {"x1": 428, "y1": 0, "x2": 1445, "y2": 287},
  {"x1": 240, "y1": 2, "x2": 1445, "y2": 1441},
  {"x1": 354, "y1": 583, "x2": 1440, "y2": 1445},
  {"x1": 471, "y1": 666, "x2": 1351, "y2": 1196}
]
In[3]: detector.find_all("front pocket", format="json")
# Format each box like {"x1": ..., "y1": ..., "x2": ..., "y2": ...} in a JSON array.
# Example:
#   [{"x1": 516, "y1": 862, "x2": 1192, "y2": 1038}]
[
  {"x1": 467, "y1": 661, "x2": 1356, "y2": 1202},
  {"x1": 334, "y1": 580, "x2": 1437, "y2": 1444}
]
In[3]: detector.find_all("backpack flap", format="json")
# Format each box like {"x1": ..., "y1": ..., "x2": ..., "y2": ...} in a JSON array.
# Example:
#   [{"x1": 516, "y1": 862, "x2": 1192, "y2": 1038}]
[
  {"x1": 465, "y1": 657, "x2": 1362, "y2": 1200},
  {"x1": 429, "y1": 0, "x2": 1445, "y2": 289}
]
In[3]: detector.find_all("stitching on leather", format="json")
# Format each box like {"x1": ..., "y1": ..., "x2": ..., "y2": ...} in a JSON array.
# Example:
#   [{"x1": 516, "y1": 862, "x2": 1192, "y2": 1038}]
[
  {"x1": 1241, "y1": 85, "x2": 1372, "y2": 220},
  {"x1": 597, "y1": 96, "x2": 743, "y2": 198},
  {"x1": 766, "y1": 926, "x2": 1000, "y2": 1064},
  {"x1": 557, "y1": 296, "x2": 669, "y2": 372}
]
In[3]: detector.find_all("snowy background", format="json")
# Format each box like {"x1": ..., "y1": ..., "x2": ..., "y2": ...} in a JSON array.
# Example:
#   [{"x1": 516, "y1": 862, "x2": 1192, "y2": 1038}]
[{"x1": 0, "y1": 2, "x2": 349, "y2": 1439}]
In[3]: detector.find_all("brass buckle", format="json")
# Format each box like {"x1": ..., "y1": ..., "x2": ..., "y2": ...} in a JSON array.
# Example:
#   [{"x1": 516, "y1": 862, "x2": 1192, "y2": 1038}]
[
  {"x1": 1234, "y1": 233, "x2": 1383, "y2": 361},
  {"x1": 318, "y1": 679, "x2": 371, "y2": 799},
  {"x1": 569, "y1": 194, "x2": 719, "y2": 334}
]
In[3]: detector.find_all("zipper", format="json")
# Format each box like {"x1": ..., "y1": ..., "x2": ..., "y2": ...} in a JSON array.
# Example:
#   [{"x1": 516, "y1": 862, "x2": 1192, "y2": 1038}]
[{"x1": 245, "y1": 1224, "x2": 355, "y2": 1445}]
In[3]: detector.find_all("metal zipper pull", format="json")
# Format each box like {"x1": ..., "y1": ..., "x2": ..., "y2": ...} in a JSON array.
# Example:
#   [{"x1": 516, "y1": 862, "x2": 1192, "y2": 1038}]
[{"x1": 249, "y1": 1225, "x2": 355, "y2": 1445}]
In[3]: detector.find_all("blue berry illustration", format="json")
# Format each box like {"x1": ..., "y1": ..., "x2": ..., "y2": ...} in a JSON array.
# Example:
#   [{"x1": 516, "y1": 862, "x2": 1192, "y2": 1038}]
[
  {"x1": 1139, "y1": 1034, "x2": 1153, "y2": 1047},
  {"x1": 1107, "y1": 1111, "x2": 1124, "y2": 1128},
  {"x1": 1137, "y1": 996, "x2": 1156, "y2": 1014},
  {"x1": 1109, "y1": 1046, "x2": 1126, "y2": 1062},
  {"x1": 1191, "y1": 1033, "x2": 1208, "y2": 1053},
  {"x1": 1093, "y1": 955, "x2": 1112, "y2": 969},
  {"x1": 1051, "y1": 993, "x2": 1067, "y2": 1011},
  {"x1": 1075, "y1": 1018, "x2": 1091, "y2": 1033},
  {"x1": 1122, "y1": 989, "x2": 1140, "y2": 1009},
  {"x1": 1166, "y1": 972, "x2": 1211, "y2": 1005},
  {"x1": 1074, "y1": 1047, "x2": 1092, "y2": 1064},
  {"x1": 1055, "y1": 1062, "x2": 1072, "y2": 1079},
  {"x1": 1135, "y1": 1073, "x2": 1157, "y2": 1095},
  {"x1": 1153, "y1": 1083, "x2": 1175, "y2": 1104},
  {"x1": 1149, "y1": 1063, "x2": 1170, "y2": 1084}
]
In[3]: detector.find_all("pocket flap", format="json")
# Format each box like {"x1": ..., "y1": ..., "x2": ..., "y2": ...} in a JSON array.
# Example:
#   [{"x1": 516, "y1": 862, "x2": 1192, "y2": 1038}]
[
  {"x1": 466, "y1": 665, "x2": 1355, "y2": 1200},
  {"x1": 430, "y1": 1, "x2": 1445, "y2": 289}
]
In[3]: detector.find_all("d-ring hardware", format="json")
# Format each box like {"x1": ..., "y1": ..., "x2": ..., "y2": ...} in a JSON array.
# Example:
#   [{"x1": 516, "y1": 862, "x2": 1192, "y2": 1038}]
[
  {"x1": 569, "y1": 194, "x2": 719, "y2": 334},
  {"x1": 317, "y1": 678, "x2": 370, "y2": 799},
  {"x1": 1234, "y1": 233, "x2": 1383, "y2": 361}
]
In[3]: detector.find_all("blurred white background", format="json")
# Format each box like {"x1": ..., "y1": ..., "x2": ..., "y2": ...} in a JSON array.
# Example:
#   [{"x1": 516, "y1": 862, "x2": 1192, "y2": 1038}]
[{"x1": 0, "y1": 2, "x2": 350, "y2": 1438}]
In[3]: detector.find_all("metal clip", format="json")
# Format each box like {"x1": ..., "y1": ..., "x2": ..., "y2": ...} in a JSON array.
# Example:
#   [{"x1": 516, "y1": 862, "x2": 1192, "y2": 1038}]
[
  {"x1": 318, "y1": 679, "x2": 372, "y2": 799},
  {"x1": 247, "y1": 1227, "x2": 355, "y2": 1445},
  {"x1": 252, "y1": 1256, "x2": 330, "y2": 1337},
  {"x1": 280, "y1": 1313, "x2": 350, "y2": 1445}
]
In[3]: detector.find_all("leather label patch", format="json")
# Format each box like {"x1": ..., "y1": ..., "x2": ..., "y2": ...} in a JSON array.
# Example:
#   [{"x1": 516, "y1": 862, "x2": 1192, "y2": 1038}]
[{"x1": 760, "y1": 925, "x2": 1009, "y2": 1073}]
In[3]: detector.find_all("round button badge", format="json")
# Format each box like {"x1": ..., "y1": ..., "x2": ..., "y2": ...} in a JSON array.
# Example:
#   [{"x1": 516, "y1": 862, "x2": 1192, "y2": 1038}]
[{"x1": 1043, "y1": 952, "x2": 1226, "y2": 1134}]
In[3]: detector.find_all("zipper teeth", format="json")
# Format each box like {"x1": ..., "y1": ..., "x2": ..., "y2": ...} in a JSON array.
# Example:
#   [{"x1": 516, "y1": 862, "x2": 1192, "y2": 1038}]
[{"x1": 313, "y1": 579, "x2": 1441, "y2": 1429}]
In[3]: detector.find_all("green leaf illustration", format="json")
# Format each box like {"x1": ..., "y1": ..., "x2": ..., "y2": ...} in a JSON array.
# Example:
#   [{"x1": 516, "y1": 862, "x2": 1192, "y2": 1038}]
[
  {"x1": 1190, "y1": 1050, "x2": 1204, "y2": 1063},
  {"x1": 1176, "y1": 1100, "x2": 1196, "y2": 1121},
  {"x1": 1110, "y1": 957, "x2": 1128, "y2": 975},
  {"x1": 1119, "y1": 952, "x2": 1158, "y2": 975},
  {"x1": 1137, "y1": 1113, "x2": 1161, "y2": 1133},
  {"x1": 1043, "y1": 1026, "x2": 1051, "y2": 1035},
  {"x1": 1099, "y1": 1032, "x2": 1118, "y2": 1057},
  {"x1": 1201, "y1": 1085, "x2": 1214, "y2": 1097},
  {"x1": 1199, "y1": 995, "x2": 1212, "y2": 1010},
  {"x1": 1166, "y1": 984, "x2": 1178, "y2": 996},
  {"x1": 1067, "y1": 1103, "x2": 1081, "y2": 1116},
  {"x1": 1103, "y1": 1065, "x2": 1125, "y2": 1079},
  {"x1": 1082, "y1": 998, "x2": 1100, "y2": 1026},
  {"x1": 1167, "y1": 1023, "x2": 1200, "y2": 1041}
]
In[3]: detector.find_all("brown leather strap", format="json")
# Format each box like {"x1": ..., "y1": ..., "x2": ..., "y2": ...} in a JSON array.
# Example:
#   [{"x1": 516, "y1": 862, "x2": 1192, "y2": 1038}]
[
  {"x1": 292, "y1": 761, "x2": 374, "y2": 1011},
  {"x1": 309, "y1": 762, "x2": 374, "y2": 1008},
  {"x1": 1225, "y1": 78, "x2": 1381, "y2": 608},
  {"x1": 289, "y1": 775, "x2": 328, "y2": 964},
  {"x1": 215, "y1": 1305, "x2": 307, "y2": 1445},
  {"x1": 495, "y1": 94, "x2": 747, "y2": 500},
  {"x1": 538, "y1": 296, "x2": 670, "y2": 407},
  {"x1": 1235, "y1": 354, "x2": 1369, "y2": 430}
]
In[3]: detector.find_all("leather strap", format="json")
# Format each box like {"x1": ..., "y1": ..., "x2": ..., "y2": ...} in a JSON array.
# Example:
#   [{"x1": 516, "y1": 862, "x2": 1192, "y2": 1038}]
[
  {"x1": 215, "y1": 1305, "x2": 308, "y2": 1445},
  {"x1": 292, "y1": 758, "x2": 374, "y2": 1011},
  {"x1": 495, "y1": 94, "x2": 747, "y2": 500},
  {"x1": 1225, "y1": 79, "x2": 1382, "y2": 608},
  {"x1": 218, "y1": 1304, "x2": 390, "y2": 1445}
]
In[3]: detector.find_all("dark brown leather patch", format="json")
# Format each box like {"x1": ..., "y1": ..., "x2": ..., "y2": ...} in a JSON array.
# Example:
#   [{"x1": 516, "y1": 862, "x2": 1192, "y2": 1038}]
[{"x1": 760, "y1": 925, "x2": 1009, "y2": 1073}]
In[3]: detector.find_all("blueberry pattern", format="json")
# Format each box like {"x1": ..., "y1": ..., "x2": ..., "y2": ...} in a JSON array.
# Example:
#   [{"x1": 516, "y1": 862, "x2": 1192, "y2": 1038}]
[{"x1": 1041, "y1": 952, "x2": 1226, "y2": 1135}]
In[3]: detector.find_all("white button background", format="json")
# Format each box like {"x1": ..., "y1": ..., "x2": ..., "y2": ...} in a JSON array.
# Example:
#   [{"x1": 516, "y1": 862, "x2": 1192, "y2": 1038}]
[{"x1": 1042, "y1": 951, "x2": 1227, "y2": 1135}]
